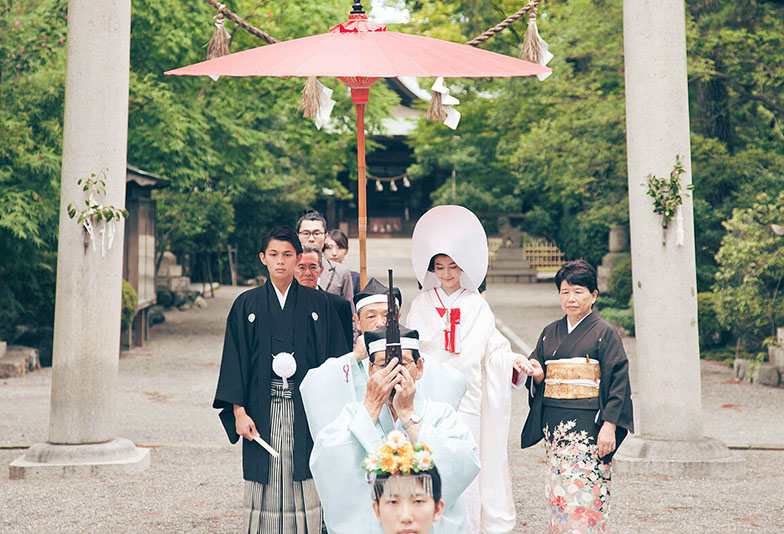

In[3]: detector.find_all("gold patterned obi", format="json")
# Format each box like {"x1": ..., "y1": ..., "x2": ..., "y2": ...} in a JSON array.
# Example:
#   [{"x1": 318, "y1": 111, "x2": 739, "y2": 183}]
[{"x1": 544, "y1": 358, "x2": 601, "y2": 399}]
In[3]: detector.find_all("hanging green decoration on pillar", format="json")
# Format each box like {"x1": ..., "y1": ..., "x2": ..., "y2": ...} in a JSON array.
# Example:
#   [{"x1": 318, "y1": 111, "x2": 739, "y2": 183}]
[
  {"x1": 66, "y1": 168, "x2": 129, "y2": 256},
  {"x1": 643, "y1": 155, "x2": 694, "y2": 246}
]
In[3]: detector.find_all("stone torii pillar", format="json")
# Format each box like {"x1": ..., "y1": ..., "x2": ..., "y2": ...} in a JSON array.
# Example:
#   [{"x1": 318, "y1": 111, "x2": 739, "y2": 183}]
[
  {"x1": 10, "y1": 0, "x2": 149, "y2": 478},
  {"x1": 613, "y1": 0, "x2": 742, "y2": 476}
]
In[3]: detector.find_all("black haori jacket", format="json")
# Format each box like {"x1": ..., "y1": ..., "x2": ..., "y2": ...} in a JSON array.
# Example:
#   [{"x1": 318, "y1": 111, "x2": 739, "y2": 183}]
[
  {"x1": 213, "y1": 280, "x2": 348, "y2": 483},
  {"x1": 520, "y1": 311, "x2": 634, "y2": 462}
]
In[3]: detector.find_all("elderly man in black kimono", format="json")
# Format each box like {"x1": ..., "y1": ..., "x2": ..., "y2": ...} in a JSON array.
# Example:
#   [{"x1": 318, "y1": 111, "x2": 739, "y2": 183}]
[
  {"x1": 213, "y1": 225, "x2": 347, "y2": 534},
  {"x1": 294, "y1": 243, "x2": 354, "y2": 351},
  {"x1": 520, "y1": 259, "x2": 633, "y2": 533}
]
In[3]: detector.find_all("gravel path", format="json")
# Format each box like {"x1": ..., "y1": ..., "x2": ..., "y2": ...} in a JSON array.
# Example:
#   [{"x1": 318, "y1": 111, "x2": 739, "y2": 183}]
[{"x1": 2, "y1": 238, "x2": 783, "y2": 533}]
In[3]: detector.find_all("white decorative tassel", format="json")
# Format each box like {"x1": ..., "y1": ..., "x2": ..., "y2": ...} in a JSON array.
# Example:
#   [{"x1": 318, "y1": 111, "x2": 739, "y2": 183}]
[{"x1": 272, "y1": 352, "x2": 297, "y2": 389}]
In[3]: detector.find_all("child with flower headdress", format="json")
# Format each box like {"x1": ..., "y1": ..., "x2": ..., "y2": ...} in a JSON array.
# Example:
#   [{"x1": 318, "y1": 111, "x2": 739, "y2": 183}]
[
  {"x1": 363, "y1": 432, "x2": 446, "y2": 534},
  {"x1": 309, "y1": 324, "x2": 479, "y2": 533}
]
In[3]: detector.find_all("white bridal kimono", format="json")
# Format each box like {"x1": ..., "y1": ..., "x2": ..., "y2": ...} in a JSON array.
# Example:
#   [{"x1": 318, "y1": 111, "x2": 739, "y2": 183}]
[
  {"x1": 309, "y1": 394, "x2": 480, "y2": 534},
  {"x1": 407, "y1": 287, "x2": 523, "y2": 534}
]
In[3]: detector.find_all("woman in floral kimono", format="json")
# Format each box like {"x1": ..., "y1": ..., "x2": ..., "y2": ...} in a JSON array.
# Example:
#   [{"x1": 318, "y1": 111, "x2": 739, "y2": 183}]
[
  {"x1": 520, "y1": 260, "x2": 634, "y2": 533},
  {"x1": 406, "y1": 205, "x2": 532, "y2": 534}
]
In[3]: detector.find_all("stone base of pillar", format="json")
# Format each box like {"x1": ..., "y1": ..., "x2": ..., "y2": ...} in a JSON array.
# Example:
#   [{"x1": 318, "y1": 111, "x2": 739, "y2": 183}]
[
  {"x1": 614, "y1": 436, "x2": 745, "y2": 478},
  {"x1": 8, "y1": 438, "x2": 150, "y2": 480}
]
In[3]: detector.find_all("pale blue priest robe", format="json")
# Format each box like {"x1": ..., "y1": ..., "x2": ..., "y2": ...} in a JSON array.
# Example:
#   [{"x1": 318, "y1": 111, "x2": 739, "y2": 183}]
[
  {"x1": 301, "y1": 351, "x2": 368, "y2": 441},
  {"x1": 309, "y1": 393, "x2": 480, "y2": 534},
  {"x1": 302, "y1": 351, "x2": 467, "y2": 442}
]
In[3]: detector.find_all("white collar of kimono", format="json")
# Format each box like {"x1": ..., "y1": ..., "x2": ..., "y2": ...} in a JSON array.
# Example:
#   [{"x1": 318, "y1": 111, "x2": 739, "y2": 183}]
[
  {"x1": 434, "y1": 286, "x2": 468, "y2": 308},
  {"x1": 368, "y1": 337, "x2": 419, "y2": 355},
  {"x1": 567, "y1": 311, "x2": 591, "y2": 334},
  {"x1": 411, "y1": 205, "x2": 488, "y2": 292},
  {"x1": 272, "y1": 280, "x2": 293, "y2": 309}
]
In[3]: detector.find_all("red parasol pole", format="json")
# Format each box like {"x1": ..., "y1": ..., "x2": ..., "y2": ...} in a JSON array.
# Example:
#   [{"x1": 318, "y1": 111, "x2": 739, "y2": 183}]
[
  {"x1": 344, "y1": 78, "x2": 378, "y2": 289},
  {"x1": 352, "y1": 87, "x2": 369, "y2": 289}
]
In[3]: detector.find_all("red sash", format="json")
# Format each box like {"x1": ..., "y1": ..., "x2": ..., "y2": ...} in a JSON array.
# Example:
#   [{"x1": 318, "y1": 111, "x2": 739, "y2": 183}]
[{"x1": 434, "y1": 288, "x2": 465, "y2": 353}]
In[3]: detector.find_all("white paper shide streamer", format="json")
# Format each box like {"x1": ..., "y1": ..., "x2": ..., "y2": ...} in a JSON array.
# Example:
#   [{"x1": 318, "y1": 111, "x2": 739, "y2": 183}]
[
  {"x1": 675, "y1": 207, "x2": 685, "y2": 247},
  {"x1": 313, "y1": 79, "x2": 336, "y2": 130},
  {"x1": 430, "y1": 77, "x2": 461, "y2": 130},
  {"x1": 83, "y1": 193, "x2": 120, "y2": 257},
  {"x1": 535, "y1": 26, "x2": 553, "y2": 81}
]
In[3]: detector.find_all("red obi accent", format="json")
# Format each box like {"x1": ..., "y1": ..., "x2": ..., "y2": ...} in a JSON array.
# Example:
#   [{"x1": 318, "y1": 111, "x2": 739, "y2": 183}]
[
  {"x1": 436, "y1": 307, "x2": 461, "y2": 353},
  {"x1": 330, "y1": 14, "x2": 387, "y2": 33}
]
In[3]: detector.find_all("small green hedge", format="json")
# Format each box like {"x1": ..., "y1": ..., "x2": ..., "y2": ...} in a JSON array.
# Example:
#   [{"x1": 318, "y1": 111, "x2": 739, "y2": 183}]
[
  {"x1": 608, "y1": 256, "x2": 632, "y2": 307},
  {"x1": 697, "y1": 292, "x2": 731, "y2": 349},
  {"x1": 600, "y1": 307, "x2": 635, "y2": 336},
  {"x1": 121, "y1": 280, "x2": 138, "y2": 333}
]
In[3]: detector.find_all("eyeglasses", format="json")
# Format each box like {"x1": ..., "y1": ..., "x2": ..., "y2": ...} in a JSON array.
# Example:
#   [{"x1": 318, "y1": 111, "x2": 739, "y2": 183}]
[{"x1": 298, "y1": 230, "x2": 324, "y2": 238}]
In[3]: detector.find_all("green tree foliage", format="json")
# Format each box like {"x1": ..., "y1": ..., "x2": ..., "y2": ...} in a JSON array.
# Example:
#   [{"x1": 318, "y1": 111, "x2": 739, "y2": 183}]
[
  {"x1": 0, "y1": 0, "x2": 400, "y2": 335},
  {"x1": 687, "y1": 0, "x2": 784, "y2": 290},
  {"x1": 0, "y1": 1, "x2": 67, "y2": 337},
  {"x1": 697, "y1": 291, "x2": 731, "y2": 350},
  {"x1": 405, "y1": 0, "x2": 628, "y2": 265},
  {"x1": 403, "y1": 0, "x2": 784, "y2": 273},
  {"x1": 714, "y1": 192, "x2": 784, "y2": 354}
]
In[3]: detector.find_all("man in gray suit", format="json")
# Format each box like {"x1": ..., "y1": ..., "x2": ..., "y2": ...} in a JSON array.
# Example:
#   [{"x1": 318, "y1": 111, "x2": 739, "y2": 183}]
[{"x1": 296, "y1": 210, "x2": 354, "y2": 302}]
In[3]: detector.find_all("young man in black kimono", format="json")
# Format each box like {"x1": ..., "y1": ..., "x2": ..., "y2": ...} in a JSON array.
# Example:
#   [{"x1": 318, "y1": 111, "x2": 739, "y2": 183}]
[{"x1": 213, "y1": 225, "x2": 348, "y2": 534}]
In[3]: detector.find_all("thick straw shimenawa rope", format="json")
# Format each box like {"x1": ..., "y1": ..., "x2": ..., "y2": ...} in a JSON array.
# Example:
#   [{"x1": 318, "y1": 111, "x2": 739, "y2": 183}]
[
  {"x1": 204, "y1": 0, "x2": 544, "y2": 53},
  {"x1": 204, "y1": 0, "x2": 279, "y2": 44},
  {"x1": 464, "y1": 0, "x2": 545, "y2": 47}
]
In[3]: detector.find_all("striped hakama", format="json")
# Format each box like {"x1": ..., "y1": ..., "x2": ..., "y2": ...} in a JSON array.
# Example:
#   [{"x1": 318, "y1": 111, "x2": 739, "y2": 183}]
[{"x1": 242, "y1": 380, "x2": 321, "y2": 534}]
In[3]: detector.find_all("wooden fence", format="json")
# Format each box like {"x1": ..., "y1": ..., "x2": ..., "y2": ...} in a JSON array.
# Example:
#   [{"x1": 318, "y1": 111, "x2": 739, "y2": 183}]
[{"x1": 523, "y1": 239, "x2": 565, "y2": 270}]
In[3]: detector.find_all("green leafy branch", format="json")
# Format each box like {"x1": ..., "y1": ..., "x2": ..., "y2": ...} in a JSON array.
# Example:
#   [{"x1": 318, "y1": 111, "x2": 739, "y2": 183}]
[
  {"x1": 66, "y1": 169, "x2": 128, "y2": 225},
  {"x1": 644, "y1": 155, "x2": 694, "y2": 230}
]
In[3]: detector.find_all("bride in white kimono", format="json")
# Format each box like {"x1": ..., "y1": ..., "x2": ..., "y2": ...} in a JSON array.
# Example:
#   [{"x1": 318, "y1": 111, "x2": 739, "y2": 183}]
[{"x1": 406, "y1": 205, "x2": 532, "y2": 534}]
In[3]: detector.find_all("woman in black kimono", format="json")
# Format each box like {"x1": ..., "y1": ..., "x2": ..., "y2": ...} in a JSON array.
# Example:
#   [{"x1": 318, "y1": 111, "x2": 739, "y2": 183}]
[{"x1": 520, "y1": 260, "x2": 633, "y2": 533}]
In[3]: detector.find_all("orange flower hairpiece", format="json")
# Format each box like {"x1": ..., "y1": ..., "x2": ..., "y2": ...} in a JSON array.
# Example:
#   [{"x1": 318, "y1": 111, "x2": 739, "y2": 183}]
[{"x1": 362, "y1": 430, "x2": 434, "y2": 477}]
